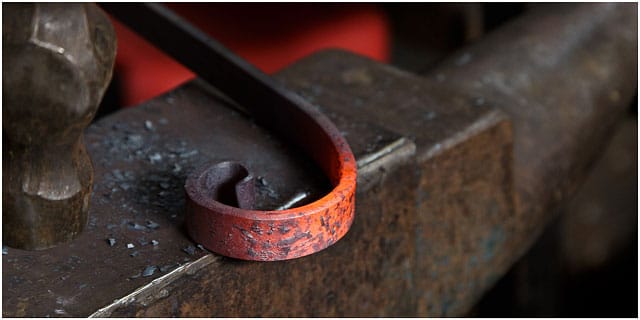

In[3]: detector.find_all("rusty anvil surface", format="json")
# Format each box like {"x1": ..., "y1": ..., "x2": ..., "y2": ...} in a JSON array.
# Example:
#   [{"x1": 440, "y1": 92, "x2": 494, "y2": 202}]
[{"x1": 2, "y1": 3, "x2": 637, "y2": 317}]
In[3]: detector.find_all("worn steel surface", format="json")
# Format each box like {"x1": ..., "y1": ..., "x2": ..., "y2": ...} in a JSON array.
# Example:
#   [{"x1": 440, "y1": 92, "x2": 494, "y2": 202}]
[
  {"x1": 2, "y1": 3, "x2": 117, "y2": 250},
  {"x1": 426, "y1": 2, "x2": 638, "y2": 268},
  {"x1": 104, "y1": 4, "x2": 358, "y2": 261}
]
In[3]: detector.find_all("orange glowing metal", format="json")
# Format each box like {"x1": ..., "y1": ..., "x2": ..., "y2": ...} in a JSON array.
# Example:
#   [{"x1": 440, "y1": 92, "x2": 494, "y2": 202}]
[{"x1": 185, "y1": 120, "x2": 357, "y2": 260}]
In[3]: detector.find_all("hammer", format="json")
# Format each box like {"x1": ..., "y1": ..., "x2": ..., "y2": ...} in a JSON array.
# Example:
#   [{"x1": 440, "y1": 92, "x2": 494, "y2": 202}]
[{"x1": 3, "y1": 3, "x2": 117, "y2": 250}]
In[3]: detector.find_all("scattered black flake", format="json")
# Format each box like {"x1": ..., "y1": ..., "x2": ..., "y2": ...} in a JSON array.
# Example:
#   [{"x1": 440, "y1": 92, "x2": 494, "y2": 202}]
[
  {"x1": 112, "y1": 169, "x2": 125, "y2": 180},
  {"x1": 142, "y1": 265, "x2": 157, "y2": 277},
  {"x1": 182, "y1": 245, "x2": 196, "y2": 256},
  {"x1": 144, "y1": 120, "x2": 154, "y2": 131},
  {"x1": 127, "y1": 243, "x2": 135, "y2": 249},
  {"x1": 179, "y1": 150, "x2": 198, "y2": 158},
  {"x1": 159, "y1": 263, "x2": 176, "y2": 273},
  {"x1": 196, "y1": 244, "x2": 206, "y2": 251},
  {"x1": 119, "y1": 183, "x2": 131, "y2": 191},
  {"x1": 137, "y1": 238, "x2": 149, "y2": 246},
  {"x1": 125, "y1": 134, "x2": 144, "y2": 149},
  {"x1": 2, "y1": 246, "x2": 7, "y2": 255},
  {"x1": 151, "y1": 240, "x2": 159, "y2": 246},
  {"x1": 129, "y1": 251, "x2": 139, "y2": 257},
  {"x1": 107, "y1": 238, "x2": 116, "y2": 247},
  {"x1": 128, "y1": 222, "x2": 147, "y2": 231},
  {"x1": 89, "y1": 216, "x2": 98, "y2": 228},
  {"x1": 146, "y1": 221, "x2": 160, "y2": 229},
  {"x1": 148, "y1": 153, "x2": 162, "y2": 164}
]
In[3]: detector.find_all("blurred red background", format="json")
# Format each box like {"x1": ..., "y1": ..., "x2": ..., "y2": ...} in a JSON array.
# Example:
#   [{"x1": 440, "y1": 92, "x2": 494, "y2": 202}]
[{"x1": 110, "y1": 3, "x2": 390, "y2": 107}]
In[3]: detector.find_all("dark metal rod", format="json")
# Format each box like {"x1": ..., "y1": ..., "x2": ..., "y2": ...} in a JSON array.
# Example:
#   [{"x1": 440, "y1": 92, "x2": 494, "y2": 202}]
[{"x1": 100, "y1": 3, "x2": 347, "y2": 180}]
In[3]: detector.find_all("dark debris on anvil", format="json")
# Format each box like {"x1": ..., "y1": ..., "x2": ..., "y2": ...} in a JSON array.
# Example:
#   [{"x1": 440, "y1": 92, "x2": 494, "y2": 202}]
[
  {"x1": 124, "y1": 134, "x2": 144, "y2": 150},
  {"x1": 144, "y1": 120, "x2": 155, "y2": 131},
  {"x1": 159, "y1": 263, "x2": 179, "y2": 273},
  {"x1": 106, "y1": 238, "x2": 116, "y2": 247},
  {"x1": 182, "y1": 245, "x2": 197, "y2": 256},
  {"x1": 142, "y1": 265, "x2": 158, "y2": 277},
  {"x1": 148, "y1": 153, "x2": 163, "y2": 164},
  {"x1": 179, "y1": 150, "x2": 199, "y2": 158},
  {"x1": 112, "y1": 169, "x2": 125, "y2": 180},
  {"x1": 88, "y1": 118, "x2": 209, "y2": 287},
  {"x1": 128, "y1": 222, "x2": 147, "y2": 231},
  {"x1": 99, "y1": 121, "x2": 201, "y2": 181}
]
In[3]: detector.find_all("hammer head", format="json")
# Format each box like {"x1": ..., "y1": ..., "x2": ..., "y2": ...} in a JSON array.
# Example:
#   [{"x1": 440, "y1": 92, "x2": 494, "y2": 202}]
[{"x1": 2, "y1": 3, "x2": 117, "y2": 250}]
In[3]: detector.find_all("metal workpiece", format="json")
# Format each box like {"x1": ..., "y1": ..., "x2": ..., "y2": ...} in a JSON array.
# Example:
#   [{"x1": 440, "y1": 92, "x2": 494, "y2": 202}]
[
  {"x1": 426, "y1": 2, "x2": 638, "y2": 258},
  {"x1": 185, "y1": 156, "x2": 356, "y2": 261},
  {"x1": 2, "y1": 3, "x2": 117, "y2": 250}
]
